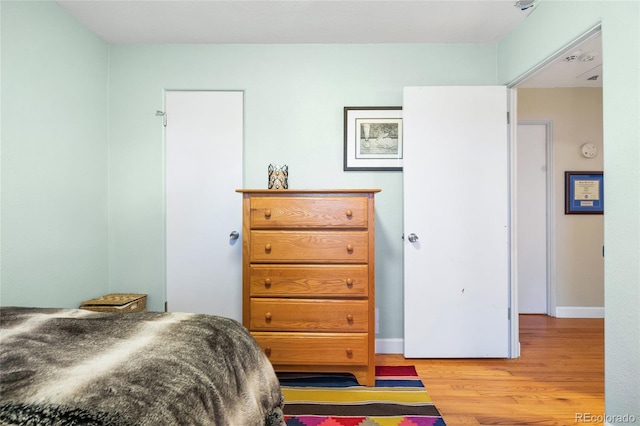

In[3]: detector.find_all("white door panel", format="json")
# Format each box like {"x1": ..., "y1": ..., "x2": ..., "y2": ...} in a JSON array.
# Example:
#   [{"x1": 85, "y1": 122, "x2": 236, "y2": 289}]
[
  {"x1": 165, "y1": 91, "x2": 243, "y2": 320},
  {"x1": 517, "y1": 123, "x2": 548, "y2": 314},
  {"x1": 403, "y1": 86, "x2": 510, "y2": 358}
]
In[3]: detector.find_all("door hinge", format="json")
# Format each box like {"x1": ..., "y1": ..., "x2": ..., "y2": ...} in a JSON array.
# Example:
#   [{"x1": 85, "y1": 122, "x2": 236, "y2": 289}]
[
  {"x1": 156, "y1": 110, "x2": 167, "y2": 127},
  {"x1": 507, "y1": 111, "x2": 511, "y2": 125},
  {"x1": 164, "y1": 301, "x2": 168, "y2": 312},
  {"x1": 508, "y1": 307, "x2": 511, "y2": 320}
]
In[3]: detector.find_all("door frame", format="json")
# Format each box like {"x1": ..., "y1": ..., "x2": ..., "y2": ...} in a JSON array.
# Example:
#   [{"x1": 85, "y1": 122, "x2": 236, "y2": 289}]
[
  {"x1": 506, "y1": 25, "x2": 601, "y2": 342},
  {"x1": 507, "y1": 89, "x2": 519, "y2": 357}
]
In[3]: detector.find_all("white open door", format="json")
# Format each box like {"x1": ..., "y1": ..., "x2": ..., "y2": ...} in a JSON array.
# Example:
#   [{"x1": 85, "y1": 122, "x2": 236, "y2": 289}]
[
  {"x1": 403, "y1": 86, "x2": 510, "y2": 358},
  {"x1": 165, "y1": 91, "x2": 243, "y2": 320}
]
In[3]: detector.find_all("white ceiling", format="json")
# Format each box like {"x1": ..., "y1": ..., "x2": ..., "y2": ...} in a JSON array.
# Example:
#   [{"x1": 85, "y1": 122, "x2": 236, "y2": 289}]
[
  {"x1": 56, "y1": 0, "x2": 533, "y2": 44},
  {"x1": 55, "y1": 0, "x2": 602, "y2": 87}
]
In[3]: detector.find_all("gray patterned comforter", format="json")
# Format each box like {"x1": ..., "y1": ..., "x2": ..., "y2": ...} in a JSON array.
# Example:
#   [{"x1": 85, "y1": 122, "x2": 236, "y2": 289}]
[{"x1": 0, "y1": 307, "x2": 284, "y2": 426}]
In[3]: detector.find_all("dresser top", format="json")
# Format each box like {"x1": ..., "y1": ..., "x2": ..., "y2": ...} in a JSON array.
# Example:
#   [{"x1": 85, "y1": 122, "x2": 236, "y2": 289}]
[{"x1": 236, "y1": 189, "x2": 381, "y2": 194}]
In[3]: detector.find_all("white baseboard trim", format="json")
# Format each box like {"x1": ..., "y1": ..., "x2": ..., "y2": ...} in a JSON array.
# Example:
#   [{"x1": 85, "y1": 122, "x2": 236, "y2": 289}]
[
  {"x1": 375, "y1": 307, "x2": 605, "y2": 353},
  {"x1": 375, "y1": 338, "x2": 404, "y2": 354},
  {"x1": 555, "y1": 306, "x2": 604, "y2": 318}
]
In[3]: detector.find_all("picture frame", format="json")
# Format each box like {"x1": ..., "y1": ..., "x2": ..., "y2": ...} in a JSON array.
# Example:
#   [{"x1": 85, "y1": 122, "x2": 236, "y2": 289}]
[
  {"x1": 565, "y1": 171, "x2": 604, "y2": 214},
  {"x1": 343, "y1": 106, "x2": 403, "y2": 171}
]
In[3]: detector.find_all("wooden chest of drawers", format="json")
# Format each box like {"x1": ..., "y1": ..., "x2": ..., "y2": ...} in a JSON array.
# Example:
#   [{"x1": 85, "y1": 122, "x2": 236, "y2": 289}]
[{"x1": 237, "y1": 189, "x2": 379, "y2": 386}]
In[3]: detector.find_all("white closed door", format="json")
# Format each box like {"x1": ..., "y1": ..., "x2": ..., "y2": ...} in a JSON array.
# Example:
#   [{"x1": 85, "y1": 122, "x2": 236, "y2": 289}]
[
  {"x1": 165, "y1": 91, "x2": 243, "y2": 321},
  {"x1": 403, "y1": 86, "x2": 510, "y2": 358},
  {"x1": 517, "y1": 123, "x2": 548, "y2": 314}
]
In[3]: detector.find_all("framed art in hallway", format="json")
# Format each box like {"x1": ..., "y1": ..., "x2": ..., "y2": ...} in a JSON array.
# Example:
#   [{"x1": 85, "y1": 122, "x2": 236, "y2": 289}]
[
  {"x1": 565, "y1": 171, "x2": 604, "y2": 214},
  {"x1": 343, "y1": 106, "x2": 403, "y2": 171}
]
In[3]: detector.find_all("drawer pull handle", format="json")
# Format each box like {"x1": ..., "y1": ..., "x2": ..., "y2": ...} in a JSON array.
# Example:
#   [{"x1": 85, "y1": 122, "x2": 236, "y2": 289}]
[
  {"x1": 265, "y1": 243, "x2": 272, "y2": 252},
  {"x1": 346, "y1": 314, "x2": 353, "y2": 322},
  {"x1": 346, "y1": 278, "x2": 353, "y2": 287},
  {"x1": 265, "y1": 312, "x2": 272, "y2": 321},
  {"x1": 265, "y1": 346, "x2": 272, "y2": 357},
  {"x1": 346, "y1": 244, "x2": 353, "y2": 252},
  {"x1": 346, "y1": 209, "x2": 353, "y2": 218},
  {"x1": 264, "y1": 209, "x2": 272, "y2": 218},
  {"x1": 264, "y1": 278, "x2": 271, "y2": 287},
  {"x1": 346, "y1": 348, "x2": 353, "y2": 357}
]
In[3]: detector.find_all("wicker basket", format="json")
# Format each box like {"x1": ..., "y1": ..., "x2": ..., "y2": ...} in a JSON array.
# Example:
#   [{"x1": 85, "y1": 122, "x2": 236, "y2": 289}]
[{"x1": 80, "y1": 293, "x2": 147, "y2": 313}]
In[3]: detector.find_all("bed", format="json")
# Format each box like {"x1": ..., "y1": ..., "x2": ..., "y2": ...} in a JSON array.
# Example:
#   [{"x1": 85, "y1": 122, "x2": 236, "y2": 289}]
[{"x1": 0, "y1": 307, "x2": 285, "y2": 426}]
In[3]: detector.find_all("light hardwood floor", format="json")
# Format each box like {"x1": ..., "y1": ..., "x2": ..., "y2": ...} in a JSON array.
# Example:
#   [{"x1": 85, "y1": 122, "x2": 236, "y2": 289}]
[{"x1": 376, "y1": 315, "x2": 605, "y2": 426}]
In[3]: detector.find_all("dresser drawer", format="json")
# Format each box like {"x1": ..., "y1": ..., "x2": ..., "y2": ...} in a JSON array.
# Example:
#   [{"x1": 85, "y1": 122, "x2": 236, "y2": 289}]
[
  {"x1": 250, "y1": 299, "x2": 368, "y2": 332},
  {"x1": 249, "y1": 265, "x2": 369, "y2": 297},
  {"x1": 250, "y1": 196, "x2": 368, "y2": 228},
  {"x1": 250, "y1": 231, "x2": 368, "y2": 263},
  {"x1": 252, "y1": 332, "x2": 368, "y2": 366}
]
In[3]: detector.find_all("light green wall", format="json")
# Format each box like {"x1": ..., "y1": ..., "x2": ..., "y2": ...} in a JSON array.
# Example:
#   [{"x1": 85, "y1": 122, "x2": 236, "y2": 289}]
[
  {"x1": 0, "y1": 1, "x2": 109, "y2": 307},
  {"x1": 107, "y1": 43, "x2": 498, "y2": 338},
  {"x1": 499, "y1": 0, "x2": 640, "y2": 421}
]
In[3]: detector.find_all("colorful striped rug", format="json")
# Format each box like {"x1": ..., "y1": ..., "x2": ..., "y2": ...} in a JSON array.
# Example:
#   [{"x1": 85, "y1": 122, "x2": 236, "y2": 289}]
[{"x1": 278, "y1": 366, "x2": 446, "y2": 426}]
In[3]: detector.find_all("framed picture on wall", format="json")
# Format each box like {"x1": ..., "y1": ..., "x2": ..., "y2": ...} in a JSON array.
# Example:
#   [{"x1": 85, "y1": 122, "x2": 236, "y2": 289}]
[
  {"x1": 565, "y1": 171, "x2": 604, "y2": 214},
  {"x1": 343, "y1": 107, "x2": 403, "y2": 171}
]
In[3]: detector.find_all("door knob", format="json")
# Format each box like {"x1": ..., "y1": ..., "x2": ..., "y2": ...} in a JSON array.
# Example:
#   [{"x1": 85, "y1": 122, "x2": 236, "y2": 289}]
[
  {"x1": 229, "y1": 231, "x2": 240, "y2": 240},
  {"x1": 407, "y1": 233, "x2": 419, "y2": 243}
]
